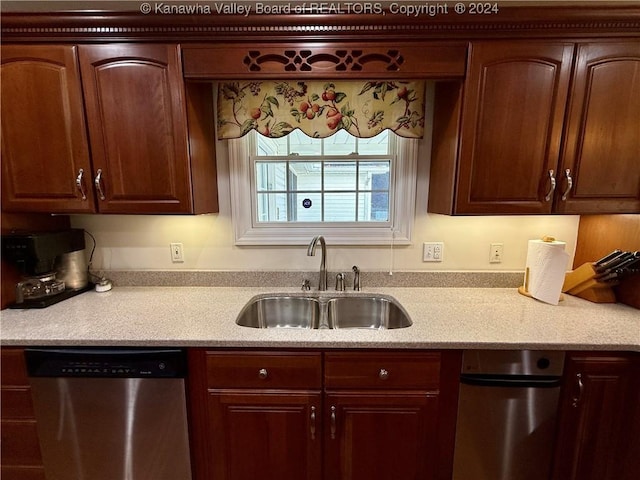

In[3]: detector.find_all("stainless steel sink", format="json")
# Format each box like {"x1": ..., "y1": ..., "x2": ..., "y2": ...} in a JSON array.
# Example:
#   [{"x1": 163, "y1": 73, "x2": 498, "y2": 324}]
[
  {"x1": 235, "y1": 296, "x2": 320, "y2": 328},
  {"x1": 327, "y1": 296, "x2": 412, "y2": 329},
  {"x1": 236, "y1": 294, "x2": 411, "y2": 330}
]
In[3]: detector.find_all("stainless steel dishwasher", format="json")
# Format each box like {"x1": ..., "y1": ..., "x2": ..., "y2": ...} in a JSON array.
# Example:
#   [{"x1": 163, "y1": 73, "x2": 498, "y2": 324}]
[
  {"x1": 452, "y1": 350, "x2": 565, "y2": 480},
  {"x1": 25, "y1": 347, "x2": 192, "y2": 480}
]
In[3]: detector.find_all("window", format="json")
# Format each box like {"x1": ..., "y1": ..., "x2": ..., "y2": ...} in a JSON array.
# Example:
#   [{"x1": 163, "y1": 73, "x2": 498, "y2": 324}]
[
  {"x1": 254, "y1": 130, "x2": 391, "y2": 223},
  {"x1": 228, "y1": 130, "x2": 417, "y2": 245}
]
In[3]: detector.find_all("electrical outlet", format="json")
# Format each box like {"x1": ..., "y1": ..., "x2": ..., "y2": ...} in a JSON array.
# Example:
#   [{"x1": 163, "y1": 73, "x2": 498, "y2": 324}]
[
  {"x1": 170, "y1": 243, "x2": 184, "y2": 263},
  {"x1": 489, "y1": 243, "x2": 504, "y2": 263},
  {"x1": 423, "y1": 242, "x2": 444, "y2": 262}
]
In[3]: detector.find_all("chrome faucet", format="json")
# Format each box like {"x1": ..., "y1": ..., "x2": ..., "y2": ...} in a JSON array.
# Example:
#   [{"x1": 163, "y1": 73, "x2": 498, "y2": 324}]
[
  {"x1": 307, "y1": 235, "x2": 328, "y2": 291},
  {"x1": 352, "y1": 265, "x2": 361, "y2": 291}
]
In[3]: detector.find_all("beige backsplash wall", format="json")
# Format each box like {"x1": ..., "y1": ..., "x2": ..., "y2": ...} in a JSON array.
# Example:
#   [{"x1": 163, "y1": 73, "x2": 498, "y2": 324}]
[
  {"x1": 70, "y1": 81, "x2": 580, "y2": 272},
  {"x1": 71, "y1": 212, "x2": 578, "y2": 273}
]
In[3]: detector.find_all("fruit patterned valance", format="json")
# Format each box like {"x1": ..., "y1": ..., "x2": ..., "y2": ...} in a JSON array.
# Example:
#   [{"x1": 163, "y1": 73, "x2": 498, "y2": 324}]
[{"x1": 216, "y1": 80, "x2": 426, "y2": 139}]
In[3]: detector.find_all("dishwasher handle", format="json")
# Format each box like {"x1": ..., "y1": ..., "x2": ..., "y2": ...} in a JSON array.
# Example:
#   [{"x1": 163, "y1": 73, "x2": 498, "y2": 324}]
[{"x1": 461, "y1": 373, "x2": 562, "y2": 388}]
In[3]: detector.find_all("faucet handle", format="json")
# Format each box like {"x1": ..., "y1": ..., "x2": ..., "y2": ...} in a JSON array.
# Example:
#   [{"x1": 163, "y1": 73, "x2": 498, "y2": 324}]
[
  {"x1": 335, "y1": 273, "x2": 345, "y2": 292},
  {"x1": 301, "y1": 279, "x2": 311, "y2": 291}
]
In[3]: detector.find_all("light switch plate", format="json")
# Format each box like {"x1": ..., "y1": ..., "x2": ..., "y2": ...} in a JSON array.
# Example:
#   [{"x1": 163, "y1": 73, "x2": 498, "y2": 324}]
[
  {"x1": 170, "y1": 243, "x2": 184, "y2": 263},
  {"x1": 423, "y1": 242, "x2": 444, "y2": 262}
]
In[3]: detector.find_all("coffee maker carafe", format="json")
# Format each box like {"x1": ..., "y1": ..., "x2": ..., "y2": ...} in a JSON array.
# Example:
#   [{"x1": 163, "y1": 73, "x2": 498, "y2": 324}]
[{"x1": 2, "y1": 229, "x2": 91, "y2": 308}]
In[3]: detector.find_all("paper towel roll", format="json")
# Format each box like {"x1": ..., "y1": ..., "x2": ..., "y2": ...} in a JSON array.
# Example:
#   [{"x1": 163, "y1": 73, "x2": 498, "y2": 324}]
[{"x1": 524, "y1": 239, "x2": 570, "y2": 305}]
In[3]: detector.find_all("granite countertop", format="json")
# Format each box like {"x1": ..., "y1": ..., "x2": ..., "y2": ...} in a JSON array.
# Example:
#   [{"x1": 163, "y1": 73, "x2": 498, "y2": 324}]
[{"x1": 1, "y1": 286, "x2": 638, "y2": 351}]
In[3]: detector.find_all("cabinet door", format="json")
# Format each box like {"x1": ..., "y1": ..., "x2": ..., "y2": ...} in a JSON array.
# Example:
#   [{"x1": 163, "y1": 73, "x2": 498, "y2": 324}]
[
  {"x1": 552, "y1": 353, "x2": 640, "y2": 480},
  {"x1": 208, "y1": 391, "x2": 322, "y2": 480},
  {"x1": 79, "y1": 44, "x2": 193, "y2": 213},
  {"x1": 557, "y1": 42, "x2": 640, "y2": 214},
  {"x1": 1, "y1": 45, "x2": 94, "y2": 213},
  {"x1": 324, "y1": 392, "x2": 439, "y2": 480},
  {"x1": 455, "y1": 42, "x2": 574, "y2": 214}
]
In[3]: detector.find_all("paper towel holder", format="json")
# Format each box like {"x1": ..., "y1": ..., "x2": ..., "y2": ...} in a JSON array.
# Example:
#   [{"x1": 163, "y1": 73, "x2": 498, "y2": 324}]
[{"x1": 518, "y1": 236, "x2": 565, "y2": 302}]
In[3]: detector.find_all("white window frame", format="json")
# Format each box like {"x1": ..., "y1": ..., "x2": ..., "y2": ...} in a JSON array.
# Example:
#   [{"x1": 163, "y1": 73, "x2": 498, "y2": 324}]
[{"x1": 228, "y1": 133, "x2": 417, "y2": 246}]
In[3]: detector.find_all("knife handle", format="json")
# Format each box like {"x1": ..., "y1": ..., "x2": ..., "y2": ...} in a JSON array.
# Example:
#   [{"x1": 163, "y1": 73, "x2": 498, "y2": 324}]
[{"x1": 593, "y1": 249, "x2": 623, "y2": 267}]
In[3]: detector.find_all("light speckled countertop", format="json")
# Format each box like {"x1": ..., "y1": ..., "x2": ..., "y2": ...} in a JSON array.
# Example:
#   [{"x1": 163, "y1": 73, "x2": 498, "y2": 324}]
[{"x1": 1, "y1": 286, "x2": 638, "y2": 351}]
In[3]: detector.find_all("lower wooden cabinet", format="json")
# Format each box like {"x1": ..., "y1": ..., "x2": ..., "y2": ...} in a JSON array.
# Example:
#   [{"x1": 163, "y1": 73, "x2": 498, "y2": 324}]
[
  {"x1": 208, "y1": 391, "x2": 322, "y2": 480},
  {"x1": 324, "y1": 392, "x2": 438, "y2": 480},
  {"x1": 188, "y1": 349, "x2": 461, "y2": 480},
  {"x1": 0, "y1": 348, "x2": 46, "y2": 480},
  {"x1": 552, "y1": 351, "x2": 640, "y2": 480}
]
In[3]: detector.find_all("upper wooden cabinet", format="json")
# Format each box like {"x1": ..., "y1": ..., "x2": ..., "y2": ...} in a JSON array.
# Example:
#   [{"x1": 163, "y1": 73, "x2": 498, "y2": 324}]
[
  {"x1": 1, "y1": 44, "x2": 218, "y2": 215},
  {"x1": 79, "y1": 44, "x2": 192, "y2": 214},
  {"x1": 1, "y1": 45, "x2": 95, "y2": 213},
  {"x1": 557, "y1": 42, "x2": 640, "y2": 214},
  {"x1": 429, "y1": 40, "x2": 640, "y2": 215}
]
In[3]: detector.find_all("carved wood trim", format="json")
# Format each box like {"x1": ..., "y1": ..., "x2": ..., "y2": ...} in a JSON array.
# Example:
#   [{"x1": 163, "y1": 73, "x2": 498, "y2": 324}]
[
  {"x1": 2, "y1": 7, "x2": 640, "y2": 42},
  {"x1": 182, "y1": 43, "x2": 467, "y2": 79}
]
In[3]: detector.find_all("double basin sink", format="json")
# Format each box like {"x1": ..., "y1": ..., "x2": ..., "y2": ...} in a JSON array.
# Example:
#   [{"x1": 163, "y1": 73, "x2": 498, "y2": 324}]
[{"x1": 236, "y1": 293, "x2": 412, "y2": 330}]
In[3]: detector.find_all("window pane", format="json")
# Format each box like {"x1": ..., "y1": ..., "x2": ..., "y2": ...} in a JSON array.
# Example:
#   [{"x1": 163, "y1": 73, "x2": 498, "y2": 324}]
[
  {"x1": 256, "y1": 162, "x2": 287, "y2": 191},
  {"x1": 358, "y1": 130, "x2": 390, "y2": 155},
  {"x1": 290, "y1": 162, "x2": 321, "y2": 191},
  {"x1": 325, "y1": 193, "x2": 356, "y2": 221},
  {"x1": 288, "y1": 130, "x2": 322, "y2": 156},
  {"x1": 325, "y1": 162, "x2": 356, "y2": 191},
  {"x1": 324, "y1": 130, "x2": 357, "y2": 156},
  {"x1": 358, "y1": 192, "x2": 389, "y2": 221},
  {"x1": 359, "y1": 161, "x2": 390, "y2": 190},
  {"x1": 257, "y1": 136, "x2": 288, "y2": 156},
  {"x1": 256, "y1": 193, "x2": 288, "y2": 221},
  {"x1": 293, "y1": 192, "x2": 322, "y2": 222}
]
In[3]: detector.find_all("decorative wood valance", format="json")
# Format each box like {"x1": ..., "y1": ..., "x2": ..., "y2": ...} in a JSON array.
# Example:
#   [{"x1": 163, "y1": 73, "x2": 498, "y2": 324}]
[
  {"x1": 183, "y1": 43, "x2": 467, "y2": 79},
  {"x1": 217, "y1": 79, "x2": 426, "y2": 139}
]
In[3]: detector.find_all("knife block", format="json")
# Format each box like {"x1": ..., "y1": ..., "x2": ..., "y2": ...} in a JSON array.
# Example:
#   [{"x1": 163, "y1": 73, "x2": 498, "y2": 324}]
[{"x1": 562, "y1": 263, "x2": 617, "y2": 303}]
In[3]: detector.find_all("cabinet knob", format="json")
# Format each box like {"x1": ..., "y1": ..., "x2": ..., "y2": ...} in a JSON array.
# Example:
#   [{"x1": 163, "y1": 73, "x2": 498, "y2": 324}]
[
  {"x1": 258, "y1": 368, "x2": 268, "y2": 380},
  {"x1": 76, "y1": 169, "x2": 87, "y2": 200},
  {"x1": 561, "y1": 169, "x2": 573, "y2": 201},
  {"x1": 544, "y1": 169, "x2": 556, "y2": 202},
  {"x1": 379, "y1": 368, "x2": 389, "y2": 380}
]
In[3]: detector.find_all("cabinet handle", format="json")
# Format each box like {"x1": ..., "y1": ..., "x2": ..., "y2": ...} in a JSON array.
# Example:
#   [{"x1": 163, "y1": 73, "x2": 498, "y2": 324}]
[
  {"x1": 310, "y1": 406, "x2": 316, "y2": 440},
  {"x1": 544, "y1": 169, "x2": 556, "y2": 202},
  {"x1": 76, "y1": 169, "x2": 87, "y2": 200},
  {"x1": 561, "y1": 169, "x2": 573, "y2": 201},
  {"x1": 258, "y1": 368, "x2": 268, "y2": 380},
  {"x1": 330, "y1": 406, "x2": 337, "y2": 440},
  {"x1": 94, "y1": 169, "x2": 106, "y2": 201},
  {"x1": 572, "y1": 373, "x2": 584, "y2": 408},
  {"x1": 379, "y1": 368, "x2": 389, "y2": 380}
]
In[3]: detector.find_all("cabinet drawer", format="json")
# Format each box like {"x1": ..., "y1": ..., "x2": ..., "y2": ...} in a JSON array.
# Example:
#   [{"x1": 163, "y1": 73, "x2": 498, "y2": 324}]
[
  {"x1": 1, "y1": 349, "x2": 29, "y2": 386},
  {"x1": 325, "y1": 352, "x2": 441, "y2": 390},
  {"x1": 1, "y1": 387, "x2": 35, "y2": 419},
  {"x1": 206, "y1": 351, "x2": 322, "y2": 389},
  {"x1": 0, "y1": 420, "x2": 42, "y2": 465},
  {"x1": 1, "y1": 466, "x2": 46, "y2": 480}
]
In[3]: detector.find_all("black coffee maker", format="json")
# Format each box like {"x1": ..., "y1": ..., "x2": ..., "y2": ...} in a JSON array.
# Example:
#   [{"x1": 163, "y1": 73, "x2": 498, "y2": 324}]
[{"x1": 2, "y1": 229, "x2": 91, "y2": 308}]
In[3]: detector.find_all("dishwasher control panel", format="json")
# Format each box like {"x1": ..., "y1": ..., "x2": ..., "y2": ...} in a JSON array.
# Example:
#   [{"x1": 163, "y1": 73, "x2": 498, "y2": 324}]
[
  {"x1": 25, "y1": 348, "x2": 187, "y2": 378},
  {"x1": 461, "y1": 350, "x2": 565, "y2": 376}
]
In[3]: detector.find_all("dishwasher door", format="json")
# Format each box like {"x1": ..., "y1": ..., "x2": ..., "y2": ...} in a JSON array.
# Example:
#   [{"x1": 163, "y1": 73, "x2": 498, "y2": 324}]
[
  {"x1": 26, "y1": 348, "x2": 192, "y2": 480},
  {"x1": 452, "y1": 350, "x2": 564, "y2": 480}
]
